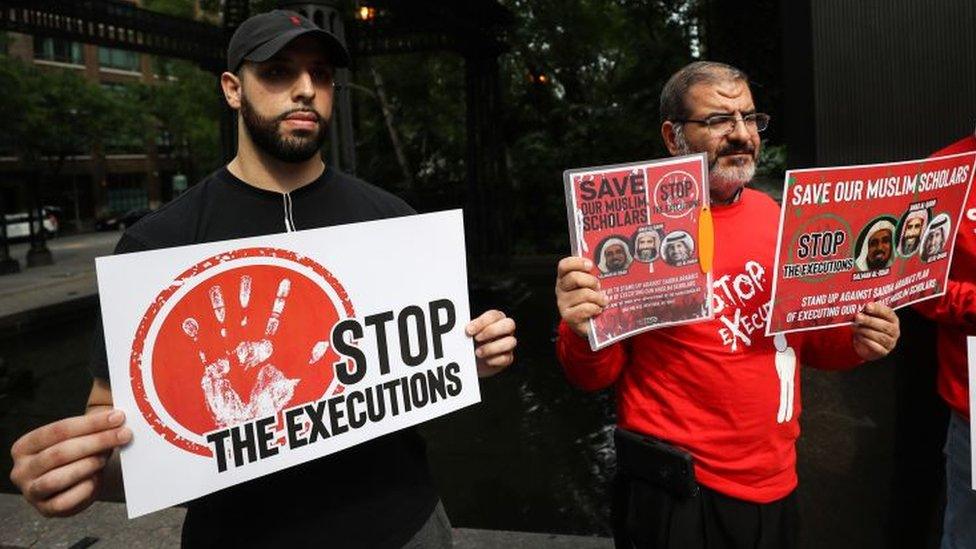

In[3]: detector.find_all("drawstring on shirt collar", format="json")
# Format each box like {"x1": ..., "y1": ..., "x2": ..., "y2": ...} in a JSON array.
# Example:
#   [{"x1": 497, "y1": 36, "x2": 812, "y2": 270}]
[{"x1": 281, "y1": 192, "x2": 297, "y2": 232}]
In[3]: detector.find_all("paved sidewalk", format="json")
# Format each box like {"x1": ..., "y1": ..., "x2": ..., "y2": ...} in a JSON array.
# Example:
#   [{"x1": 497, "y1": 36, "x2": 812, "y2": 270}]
[
  {"x1": 0, "y1": 232, "x2": 118, "y2": 327},
  {"x1": 0, "y1": 493, "x2": 612, "y2": 549}
]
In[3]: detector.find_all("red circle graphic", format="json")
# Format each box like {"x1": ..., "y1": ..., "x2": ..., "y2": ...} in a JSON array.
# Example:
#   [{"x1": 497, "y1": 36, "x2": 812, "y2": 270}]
[{"x1": 129, "y1": 247, "x2": 355, "y2": 456}]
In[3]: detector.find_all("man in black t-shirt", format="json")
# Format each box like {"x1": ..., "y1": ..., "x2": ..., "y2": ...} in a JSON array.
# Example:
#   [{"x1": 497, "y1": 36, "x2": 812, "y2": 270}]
[{"x1": 9, "y1": 11, "x2": 518, "y2": 548}]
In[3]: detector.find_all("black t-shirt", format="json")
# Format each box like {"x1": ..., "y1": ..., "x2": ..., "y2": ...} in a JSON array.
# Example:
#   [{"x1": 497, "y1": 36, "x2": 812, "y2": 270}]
[{"x1": 91, "y1": 166, "x2": 438, "y2": 548}]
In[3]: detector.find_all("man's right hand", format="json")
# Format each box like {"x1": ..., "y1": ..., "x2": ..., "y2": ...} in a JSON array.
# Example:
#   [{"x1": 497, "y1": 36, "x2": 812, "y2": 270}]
[
  {"x1": 9, "y1": 408, "x2": 131, "y2": 517},
  {"x1": 556, "y1": 256, "x2": 609, "y2": 339}
]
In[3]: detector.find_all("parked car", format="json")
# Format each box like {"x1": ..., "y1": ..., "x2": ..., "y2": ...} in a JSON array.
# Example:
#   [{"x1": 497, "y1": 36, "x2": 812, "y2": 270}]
[
  {"x1": 3, "y1": 206, "x2": 60, "y2": 241},
  {"x1": 95, "y1": 207, "x2": 152, "y2": 232}
]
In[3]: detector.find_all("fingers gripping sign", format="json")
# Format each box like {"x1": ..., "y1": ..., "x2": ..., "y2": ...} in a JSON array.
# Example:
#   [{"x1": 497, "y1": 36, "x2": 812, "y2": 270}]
[
  {"x1": 10, "y1": 409, "x2": 132, "y2": 517},
  {"x1": 466, "y1": 310, "x2": 517, "y2": 377},
  {"x1": 852, "y1": 302, "x2": 901, "y2": 361},
  {"x1": 555, "y1": 256, "x2": 609, "y2": 339}
]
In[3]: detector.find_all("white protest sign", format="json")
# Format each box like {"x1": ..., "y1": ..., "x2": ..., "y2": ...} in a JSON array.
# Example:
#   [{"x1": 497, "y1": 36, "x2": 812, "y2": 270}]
[
  {"x1": 96, "y1": 210, "x2": 479, "y2": 517},
  {"x1": 969, "y1": 336, "x2": 976, "y2": 490}
]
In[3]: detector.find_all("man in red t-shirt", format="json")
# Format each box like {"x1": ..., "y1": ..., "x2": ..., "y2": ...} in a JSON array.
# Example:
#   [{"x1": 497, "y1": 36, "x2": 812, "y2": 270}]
[
  {"x1": 914, "y1": 131, "x2": 976, "y2": 549},
  {"x1": 555, "y1": 61, "x2": 902, "y2": 548}
]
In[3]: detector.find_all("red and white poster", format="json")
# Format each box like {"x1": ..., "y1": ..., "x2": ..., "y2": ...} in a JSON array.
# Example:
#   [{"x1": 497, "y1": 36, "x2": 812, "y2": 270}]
[
  {"x1": 767, "y1": 152, "x2": 976, "y2": 335},
  {"x1": 564, "y1": 153, "x2": 714, "y2": 350},
  {"x1": 96, "y1": 210, "x2": 479, "y2": 518}
]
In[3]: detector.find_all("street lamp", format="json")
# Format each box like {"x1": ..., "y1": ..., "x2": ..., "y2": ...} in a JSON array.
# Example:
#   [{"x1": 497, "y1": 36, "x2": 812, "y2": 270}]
[{"x1": 356, "y1": 6, "x2": 376, "y2": 21}]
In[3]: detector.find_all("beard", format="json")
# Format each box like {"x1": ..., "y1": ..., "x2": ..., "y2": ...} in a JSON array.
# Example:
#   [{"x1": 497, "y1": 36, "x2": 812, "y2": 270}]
[
  {"x1": 900, "y1": 236, "x2": 919, "y2": 253},
  {"x1": 674, "y1": 126, "x2": 757, "y2": 202},
  {"x1": 866, "y1": 252, "x2": 889, "y2": 270},
  {"x1": 667, "y1": 247, "x2": 689, "y2": 263},
  {"x1": 637, "y1": 249, "x2": 655, "y2": 261},
  {"x1": 240, "y1": 94, "x2": 328, "y2": 163}
]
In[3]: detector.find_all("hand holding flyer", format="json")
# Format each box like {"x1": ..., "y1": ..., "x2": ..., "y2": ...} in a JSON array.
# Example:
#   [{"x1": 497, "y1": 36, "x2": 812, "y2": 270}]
[
  {"x1": 563, "y1": 154, "x2": 714, "y2": 350},
  {"x1": 767, "y1": 152, "x2": 976, "y2": 335}
]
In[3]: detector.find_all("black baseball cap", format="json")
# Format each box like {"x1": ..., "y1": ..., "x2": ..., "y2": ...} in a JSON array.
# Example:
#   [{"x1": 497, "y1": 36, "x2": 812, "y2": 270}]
[{"x1": 227, "y1": 10, "x2": 351, "y2": 72}]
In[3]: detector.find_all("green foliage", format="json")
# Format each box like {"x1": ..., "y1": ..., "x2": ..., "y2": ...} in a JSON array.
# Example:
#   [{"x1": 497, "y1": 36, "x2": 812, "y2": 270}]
[
  {"x1": 146, "y1": 60, "x2": 222, "y2": 180},
  {"x1": 757, "y1": 141, "x2": 787, "y2": 177},
  {"x1": 0, "y1": 54, "x2": 141, "y2": 170},
  {"x1": 140, "y1": 0, "x2": 196, "y2": 18},
  {"x1": 0, "y1": 51, "x2": 220, "y2": 182},
  {"x1": 352, "y1": 1, "x2": 701, "y2": 253},
  {"x1": 353, "y1": 53, "x2": 467, "y2": 202},
  {"x1": 0, "y1": 54, "x2": 31, "y2": 153},
  {"x1": 499, "y1": 0, "x2": 695, "y2": 252}
]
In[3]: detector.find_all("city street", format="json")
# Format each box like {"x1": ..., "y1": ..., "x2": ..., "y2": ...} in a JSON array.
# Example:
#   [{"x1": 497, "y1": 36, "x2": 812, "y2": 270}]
[{"x1": 0, "y1": 232, "x2": 119, "y2": 324}]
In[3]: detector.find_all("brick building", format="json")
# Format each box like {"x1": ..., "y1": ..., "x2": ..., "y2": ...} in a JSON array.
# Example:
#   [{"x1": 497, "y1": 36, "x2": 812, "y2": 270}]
[{"x1": 0, "y1": 4, "x2": 187, "y2": 231}]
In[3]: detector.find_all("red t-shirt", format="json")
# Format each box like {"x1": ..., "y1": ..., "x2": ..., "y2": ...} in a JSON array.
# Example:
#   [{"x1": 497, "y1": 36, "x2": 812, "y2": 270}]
[
  {"x1": 557, "y1": 188, "x2": 863, "y2": 503},
  {"x1": 914, "y1": 135, "x2": 976, "y2": 419}
]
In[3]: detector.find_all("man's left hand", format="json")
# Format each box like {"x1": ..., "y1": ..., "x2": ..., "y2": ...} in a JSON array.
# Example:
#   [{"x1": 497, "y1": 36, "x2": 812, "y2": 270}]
[
  {"x1": 466, "y1": 310, "x2": 516, "y2": 378},
  {"x1": 852, "y1": 302, "x2": 901, "y2": 361}
]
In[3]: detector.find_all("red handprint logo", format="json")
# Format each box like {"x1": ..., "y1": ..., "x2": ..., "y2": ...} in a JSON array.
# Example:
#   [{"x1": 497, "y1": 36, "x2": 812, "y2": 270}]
[{"x1": 130, "y1": 248, "x2": 355, "y2": 456}]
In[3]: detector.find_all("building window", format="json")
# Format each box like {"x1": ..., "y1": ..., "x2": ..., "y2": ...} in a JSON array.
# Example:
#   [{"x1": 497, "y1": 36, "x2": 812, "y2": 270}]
[
  {"x1": 98, "y1": 47, "x2": 140, "y2": 72},
  {"x1": 101, "y1": 83, "x2": 145, "y2": 154},
  {"x1": 34, "y1": 37, "x2": 84, "y2": 65},
  {"x1": 107, "y1": 174, "x2": 148, "y2": 213},
  {"x1": 156, "y1": 129, "x2": 175, "y2": 155}
]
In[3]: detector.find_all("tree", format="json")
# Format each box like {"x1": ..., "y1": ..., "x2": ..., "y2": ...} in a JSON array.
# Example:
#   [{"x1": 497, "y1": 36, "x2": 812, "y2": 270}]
[
  {"x1": 498, "y1": 0, "x2": 695, "y2": 252},
  {"x1": 352, "y1": 52, "x2": 468, "y2": 209},
  {"x1": 0, "y1": 54, "x2": 144, "y2": 262},
  {"x1": 146, "y1": 59, "x2": 223, "y2": 183}
]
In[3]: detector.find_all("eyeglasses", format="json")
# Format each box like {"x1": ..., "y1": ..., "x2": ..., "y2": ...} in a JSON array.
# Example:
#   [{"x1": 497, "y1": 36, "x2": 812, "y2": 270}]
[{"x1": 673, "y1": 112, "x2": 770, "y2": 136}]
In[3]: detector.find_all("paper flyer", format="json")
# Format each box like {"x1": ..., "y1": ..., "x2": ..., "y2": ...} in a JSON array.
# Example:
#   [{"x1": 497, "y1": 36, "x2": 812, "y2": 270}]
[{"x1": 563, "y1": 153, "x2": 714, "y2": 350}]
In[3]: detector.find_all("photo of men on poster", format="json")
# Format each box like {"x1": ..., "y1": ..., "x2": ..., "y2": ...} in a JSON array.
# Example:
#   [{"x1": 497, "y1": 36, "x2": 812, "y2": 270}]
[
  {"x1": 663, "y1": 231, "x2": 696, "y2": 267},
  {"x1": 596, "y1": 236, "x2": 634, "y2": 275},
  {"x1": 854, "y1": 216, "x2": 896, "y2": 272},
  {"x1": 921, "y1": 214, "x2": 951, "y2": 262},
  {"x1": 897, "y1": 209, "x2": 928, "y2": 256},
  {"x1": 632, "y1": 226, "x2": 662, "y2": 263}
]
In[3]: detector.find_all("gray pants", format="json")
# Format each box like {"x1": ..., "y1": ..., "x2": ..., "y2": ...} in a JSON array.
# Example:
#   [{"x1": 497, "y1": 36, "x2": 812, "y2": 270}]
[{"x1": 403, "y1": 500, "x2": 453, "y2": 548}]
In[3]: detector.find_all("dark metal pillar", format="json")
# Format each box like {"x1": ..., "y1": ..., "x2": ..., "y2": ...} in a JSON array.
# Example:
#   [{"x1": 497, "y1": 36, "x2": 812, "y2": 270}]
[
  {"x1": 0, "y1": 188, "x2": 20, "y2": 275},
  {"x1": 220, "y1": 0, "x2": 250, "y2": 164},
  {"x1": 280, "y1": 1, "x2": 357, "y2": 175},
  {"x1": 781, "y1": 0, "x2": 817, "y2": 168},
  {"x1": 25, "y1": 171, "x2": 52, "y2": 267},
  {"x1": 464, "y1": 52, "x2": 511, "y2": 273}
]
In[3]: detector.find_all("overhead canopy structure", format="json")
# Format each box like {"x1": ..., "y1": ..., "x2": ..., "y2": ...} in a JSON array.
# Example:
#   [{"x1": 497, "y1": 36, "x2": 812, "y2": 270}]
[
  {"x1": 0, "y1": 0, "x2": 226, "y2": 71},
  {"x1": 346, "y1": 0, "x2": 511, "y2": 56}
]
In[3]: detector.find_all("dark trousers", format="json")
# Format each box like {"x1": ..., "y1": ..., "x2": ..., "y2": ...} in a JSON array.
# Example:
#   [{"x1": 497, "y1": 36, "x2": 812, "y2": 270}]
[
  {"x1": 888, "y1": 308, "x2": 946, "y2": 549},
  {"x1": 612, "y1": 475, "x2": 799, "y2": 549}
]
